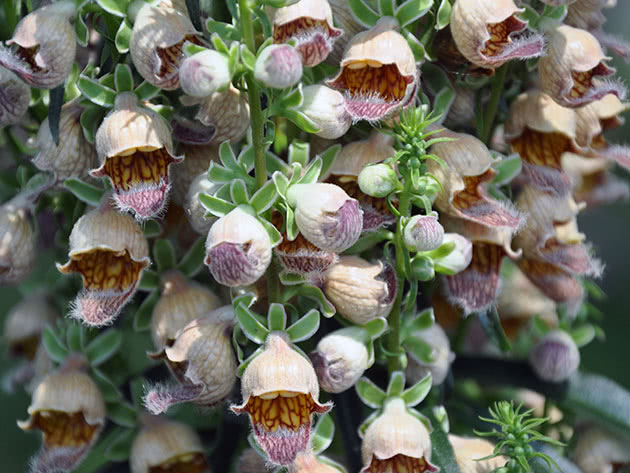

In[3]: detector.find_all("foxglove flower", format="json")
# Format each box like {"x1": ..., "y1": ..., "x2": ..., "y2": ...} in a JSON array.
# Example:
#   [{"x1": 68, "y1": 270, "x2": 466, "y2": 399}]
[
  {"x1": 131, "y1": 418, "x2": 208, "y2": 473},
  {"x1": 572, "y1": 426, "x2": 630, "y2": 473},
  {"x1": 181, "y1": 85, "x2": 251, "y2": 144},
  {"x1": 170, "y1": 143, "x2": 219, "y2": 205},
  {"x1": 404, "y1": 214, "x2": 445, "y2": 253},
  {"x1": 448, "y1": 435, "x2": 506, "y2": 473},
  {"x1": 145, "y1": 306, "x2": 237, "y2": 413},
  {"x1": 539, "y1": 25, "x2": 625, "y2": 108},
  {"x1": 326, "y1": 132, "x2": 397, "y2": 231},
  {"x1": 311, "y1": 330, "x2": 370, "y2": 393},
  {"x1": 185, "y1": 173, "x2": 221, "y2": 234},
  {"x1": 57, "y1": 200, "x2": 150, "y2": 326},
  {"x1": 205, "y1": 207, "x2": 272, "y2": 287},
  {"x1": 130, "y1": 0, "x2": 203, "y2": 90},
  {"x1": 151, "y1": 271, "x2": 222, "y2": 350},
  {"x1": 504, "y1": 90, "x2": 579, "y2": 196},
  {"x1": 91, "y1": 93, "x2": 183, "y2": 219},
  {"x1": 406, "y1": 324, "x2": 455, "y2": 386},
  {"x1": 179, "y1": 49, "x2": 231, "y2": 97},
  {"x1": 232, "y1": 333, "x2": 331, "y2": 466},
  {"x1": 18, "y1": 358, "x2": 105, "y2": 473},
  {"x1": 328, "y1": 18, "x2": 417, "y2": 122},
  {"x1": 33, "y1": 103, "x2": 98, "y2": 180},
  {"x1": 0, "y1": 200, "x2": 37, "y2": 285},
  {"x1": 450, "y1": 0, "x2": 544, "y2": 70},
  {"x1": 269, "y1": 0, "x2": 342, "y2": 66},
  {"x1": 441, "y1": 215, "x2": 521, "y2": 314},
  {"x1": 0, "y1": 1, "x2": 76, "y2": 89},
  {"x1": 428, "y1": 129, "x2": 523, "y2": 229},
  {"x1": 0, "y1": 66, "x2": 29, "y2": 126},
  {"x1": 323, "y1": 256, "x2": 396, "y2": 324},
  {"x1": 4, "y1": 296, "x2": 57, "y2": 361},
  {"x1": 529, "y1": 330, "x2": 580, "y2": 382},
  {"x1": 288, "y1": 183, "x2": 363, "y2": 252},
  {"x1": 360, "y1": 398, "x2": 438, "y2": 473},
  {"x1": 254, "y1": 44, "x2": 303, "y2": 89},
  {"x1": 300, "y1": 85, "x2": 352, "y2": 139}
]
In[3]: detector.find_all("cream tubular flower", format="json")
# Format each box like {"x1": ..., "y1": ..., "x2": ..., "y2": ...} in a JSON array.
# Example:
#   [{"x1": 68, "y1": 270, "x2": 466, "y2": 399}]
[
  {"x1": 448, "y1": 435, "x2": 506, "y2": 473},
  {"x1": 0, "y1": 66, "x2": 29, "y2": 126},
  {"x1": 0, "y1": 200, "x2": 37, "y2": 285},
  {"x1": 231, "y1": 333, "x2": 331, "y2": 466},
  {"x1": 450, "y1": 0, "x2": 544, "y2": 70},
  {"x1": 327, "y1": 17, "x2": 418, "y2": 123},
  {"x1": 5, "y1": 296, "x2": 58, "y2": 360},
  {"x1": 0, "y1": 1, "x2": 76, "y2": 89}
]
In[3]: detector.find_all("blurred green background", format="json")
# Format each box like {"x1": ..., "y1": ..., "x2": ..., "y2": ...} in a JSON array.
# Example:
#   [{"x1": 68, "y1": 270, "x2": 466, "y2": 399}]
[{"x1": 2, "y1": 3, "x2": 630, "y2": 473}]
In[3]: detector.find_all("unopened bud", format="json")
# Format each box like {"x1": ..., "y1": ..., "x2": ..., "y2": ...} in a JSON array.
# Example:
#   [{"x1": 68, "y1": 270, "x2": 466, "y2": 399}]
[
  {"x1": 529, "y1": 330, "x2": 580, "y2": 382},
  {"x1": 433, "y1": 233, "x2": 473, "y2": 274},
  {"x1": 301, "y1": 85, "x2": 352, "y2": 139},
  {"x1": 0, "y1": 201, "x2": 37, "y2": 285},
  {"x1": 288, "y1": 183, "x2": 363, "y2": 252},
  {"x1": 185, "y1": 173, "x2": 221, "y2": 234},
  {"x1": 180, "y1": 49, "x2": 231, "y2": 98},
  {"x1": 406, "y1": 324, "x2": 455, "y2": 386},
  {"x1": 311, "y1": 330, "x2": 369, "y2": 393},
  {"x1": 255, "y1": 44, "x2": 303, "y2": 89},
  {"x1": 404, "y1": 213, "x2": 445, "y2": 252},
  {"x1": 0, "y1": 66, "x2": 29, "y2": 126},
  {"x1": 205, "y1": 207, "x2": 272, "y2": 287},
  {"x1": 358, "y1": 163, "x2": 399, "y2": 198}
]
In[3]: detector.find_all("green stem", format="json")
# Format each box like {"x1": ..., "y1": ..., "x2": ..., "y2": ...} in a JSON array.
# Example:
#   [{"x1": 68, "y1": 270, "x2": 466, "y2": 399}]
[
  {"x1": 387, "y1": 190, "x2": 411, "y2": 374},
  {"x1": 481, "y1": 64, "x2": 509, "y2": 145},
  {"x1": 238, "y1": 0, "x2": 266, "y2": 190},
  {"x1": 2, "y1": 0, "x2": 18, "y2": 41}
]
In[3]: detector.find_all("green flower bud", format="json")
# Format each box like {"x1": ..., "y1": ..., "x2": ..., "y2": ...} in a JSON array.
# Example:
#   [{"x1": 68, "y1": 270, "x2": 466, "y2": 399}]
[
  {"x1": 254, "y1": 44, "x2": 302, "y2": 89},
  {"x1": 357, "y1": 163, "x2": 398, "y2": 198}
]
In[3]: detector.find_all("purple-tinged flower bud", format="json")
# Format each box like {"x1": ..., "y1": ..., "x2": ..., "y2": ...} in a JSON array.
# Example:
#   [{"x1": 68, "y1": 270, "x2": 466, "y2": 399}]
[
  {"x1": 572, "y1": 426, "x2": 630, "y2": 473},
  {"x1": 270, "y1": 0, "x2": 342, "y2": 66},
  {"x1": 448, "y1": 435, "x2": 506, "y2": 473},
  {"x1": 131, "y1": 417, "x2": 208, "y2": 473},
  {"x1": 404, "y1": 214, "x2": 445, "y2": 253},
  {"x1": 529, "y1": 330, "x2": 580, "y2": 382},
  {"x1": 18, "y1": 357, "x2": 105, "y2": 473},
  {"x1": 358, "y1": 163, "x2": 399, "y2": 198},
  {"x1": 406, "y1": 324, "x2": 455, "y2": 386},
  {"x1": 185, "y1": 173, "x2": 221, "y2": 234},
  {"x1": 232, "y1": 333, "x2": 331, "y2": 466},
  {"x1": 151, "y1": 270, "x2": 222, "y2": 350},
  {"x1": 450, "y1": 0, "x2": 544, "y2": 70},
  {"x1": 255, "y1": 44, "x2": 303, "y2": 89},
  {"x1": 0, "y1": 1, "x2": 76, "y2": 89},
  {"x1": 323, "y1": 256, "x2": 396, "y2": 324},
  {"x1": 130, "y1": 0, "x2": 203, "y2": 90},
  {"x1": 0, "y1": 66, "x2": 29, "y2": 126},
  {"x1": 360, "y1": 398, "x2": 438, "y2": 473},
  {"x1": 34, "y1": 103, "x2": 99, "y2": 181},
  {"x1": 300, "y1": 85, "x2": 352, "y2": 139},
  {"x1": 145, "y1": 305, "x2": 237, "y2": 414},
  {"x1": 433, "y1": 233, "x2": 473, "y2": 274},
  {"x1": 57, "y1": 200, "x2": 150, "y2": 326},
  {"x1": 4, "y1": 296, "x2": 58, "y2": 360},
  {"x1": 311, "y1": 330, "x2": 369, "y2": 393},
  {"x1": 205, "y1": 207, "x2": 272, "y2": 287},
  {"x1": 179, "y1": 49, "x2": 231, "y2": 98},
  {"x1": 288, "y1": 183, "x2": 363, "y2": 252},
  {"x1": 0, "y1": 200, "x2": 37, "y2": 286},
  {"x1": 92, "y1": 93, "x2": 183, "y2": 219}
]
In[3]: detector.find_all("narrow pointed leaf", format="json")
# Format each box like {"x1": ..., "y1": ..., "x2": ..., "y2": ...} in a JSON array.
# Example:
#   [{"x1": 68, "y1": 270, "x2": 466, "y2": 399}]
[
  {"x1": 296, "y1": 284, "x2": 336, "y2": 317},
  {"x1": 250, "y1": 180, "x2": 278, "y2": 214},
  {"x1": 267, "y1": 303, "x2": 287, "y2": 331},
  {"x1": 300, "y1": 156, "x2": 322, "y2": 184},
  {"x1": 348, "y1": 0, "x2": 379, "y2": 27},
  {"x1": 96, "y1": 0, "x2": 127, "y2": 17},
  {"x1": 78, "y1": 75, "x2": 117, "y2": 107},
  {"x1": 379, "y1": 0, "x2": 394, "y2": 15},
  {"x1": 288, "y1": 141, "x2": 310, "y2": 167},
  {"x1": 138, "y1": 269, "x2": 159, "y2": 291},
  {"x1": 64, "y1": 178, "x2": 103, "y2": 206},
  {"x1": 435, "y1": 0, "x2": 452, "y2": 30},
  {"x1": 478, "y1": 308, "x2": 511, "y2": 353},
  {"x1": 396, "y1": 0, "x2": 433, "y2": 27},
  {"x1": 134, "y1": 81, "x2": 160, "y2": 101},
  {"x1": 66, "y1": 322, "x2": 83, "y2": 352},
  {"x1": 281, "y1": 108, "x2": 321, "y2": 133},
  {"x1": 75, "y1": 11, "x2": 89, "y2": 47},
  {"x1": 107, "y1": 401, "x2": 137, "y2": 427},
  {"x1": 311, "y1": 413, "x2": 335, "y2": 455},
  {"x1": 279, "y1": 272, "x2": 306, "y2": 285},
  {"x1": 407, "y1": 308, "x2": 435, "y2": 333},
  {"x1": 256, "y1": 216, "x2": 283, "y2": 247},
  {"x1": 318, "y1": 144, "x2": 342, "y2": 178},
  {"x1": 238, "y1": 346, "x2": 264, "y2": 376},
  {"x1": 80, "y1": 106, "x2": 105, "y2": 144},
  {"x1": 153, "y1": 239, "x2": 177, "y2": 272},
  {"x1": 286, "y1": 309, "x2": 320, "y2": 342},
  {"x1": 114, "y1": 64, "x2": 134, "y2": 92},
  {"x1": 363, "y1": 317, "x2": 388, "y2": 339},
  {"x1": 492, "y1": 154, "x2": 522, "y2": 186},
  {"x1": 219, "y1": 141, "x2": 239, "y2": 170},
  {"x1": 571, "y1": 324, "x2": 596, "y2": 348},
  {"x1": 387, "y1": 371, "x2": 406, "y2": 397},
  {"x1": 273, "y1": 171, "x2": 290, "y2": 197},
  {"x1": 199, "y1": 193, "x2": 236, "y2": 217},
  {"x1": 207, "y1": 19, "x2": 242, "y2": 41},
  {"x1": 42, "y1": 327, "x2": 69, "y2": 363},
  {"x1": 86, "y1": 329, "x2": 123, "y2": 366},
  {"x1": 236, "y1": 304, "x2": 270, "y2": 344},
  {"x1": 91, "y1": 367, "x2": 122, "y2": 402},
  {"x1": 134, "y1": 290, "x2": 159, "y2": 332},
  {"x1": 230, "y1": 180, "x2": 249, "y2": 205},
  {"x1": 405, "y1": 335, "x2": 436, "y2": 364},
  {"x1": 422, "y1": 408, "x2": 461, "y2": 473},
  {"x1": 115, "y1": 18, "x2": 132, "y2": 53},
  {"x1": 177, "y1": 236, "x2": 206, "y2": 277},
  {"x1": 278, "y1": 86, "x2": 304, "y2": 111},
  {"x1": 142, "y1": 219, "x2": 162, "y2": 238},
  {"x1": 103, "y1": 427, "x2": 135, "y2": 461},
  {"x1": 355, "y1": 377, "x2": 387, "y2": 408},
  {"x1": 402, "y1": 373, "x2": 432, "y2": 407}
]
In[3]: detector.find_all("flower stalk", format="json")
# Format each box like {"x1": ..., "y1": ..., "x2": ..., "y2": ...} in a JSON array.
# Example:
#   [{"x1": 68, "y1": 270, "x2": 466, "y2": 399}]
[{"x1": 482, "y1": 64, "x2": 510, "y2": 145}]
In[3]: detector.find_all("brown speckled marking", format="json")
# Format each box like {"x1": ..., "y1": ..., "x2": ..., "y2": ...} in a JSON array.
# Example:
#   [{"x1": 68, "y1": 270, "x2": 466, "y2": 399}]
[
  {"x1": 518, "y1": 258, "x2": 583, "y2": 303},
  {"x1": 479, "y1": 16, "x2": 524, "y2": 57},
  {"x1": 335, "y1": 64, "x2": 410, "y2": 102},
  {"x1": 242, "y1": 392, "x2": 315, "y2": 432},
  {"x1": 452, "y1": 170, "x2": 494, "y2": 210},
  {"x1": 510, "y1": 129, "x2": 572, "y2": 168},
  {"x1": 30, "y1": 411, "x2": 99, "y2": 448},
  {"x1": 10, "y1": 335, "x2": 40, "y2": 360},
  {"x1": 367, "y1": 454, "x2": 432, "y2": 473},
  {"x1": 330, "y1": 175, "x2": 394, "y2": 216},
  {"x1": 15, "y1": 45, "x2": 44, "y2": 73},
  {"x1": 149, "y1": 453, "x2": 208, "y2": 473},
  {"x1": 66, "y1": 249, "x2": 145, "y2": 291},
  {"x1": 273, "y1": 18, "x2": 337, "y2": 43},
  {"x1": 102, "y1": 148, "x2": 174, "y2": 192},
  {"x1": 156, "y1": 34, "x2": 203, "y2": 80}
]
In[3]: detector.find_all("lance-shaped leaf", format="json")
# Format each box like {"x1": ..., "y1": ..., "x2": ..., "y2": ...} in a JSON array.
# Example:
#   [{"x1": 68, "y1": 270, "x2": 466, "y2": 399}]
[
  {"x1": 356, "y1": 377, "x2": 387, "y2": 408},
  {"x1": 230, "y1": 180, "x2": 249, "y2": 205},
  {"x1": 363, "y1": 317, "x2": 388, "y2": 339},
  {"x1": 134, "y1": 81, "x2": 160, "y2": 101},
  {"x1": 402, "y1": 373, "x2": 432, "y2": 407},
  {"x1": 295, "y1": 284, "x2": 336, "y2": 317},
  {"x1": 91, "y1": 367, "x2": 122, "y2": 403},
  {"x1": 66, "y1": 322, "x2": 83, "y2": 352},
  {"x1": 138, "y1": 269, "x2": 159, "y2": 291},
  {"x1": 96, "y1": 0, "x2": 127, "y2": 17},
  {"x1": 200, "y1": 192, "x2": 237, "y2": 218},
  {"x1": 114, "y1": 64, "x2": 134, "y2": 92},
  {"x1": 80, "y1": 105, "x2": 105, "y2": 144},
  {"x1": 153, "y1": 239, "x2": 177, "y2": 272},
  {"x1": 318, "y1": 144, "x2": 342, "y2": 178},
  {"x1": 477, "y1": 307, "x2": 511, "y2": 353},
  {"x1": 571, "y1": 324, "x2": 596, "y2": 348},
  {"x1": 405, "y1": 334, "x2": 436, "y2": 364},
  {"x1": 256, "y1": 215, "x2": 283, "y2": 247},
  {"x1": 107, "y1": 400, "x2": 137, "y2": 428},
  {"x1": 386, "y1": 371, "x2": 406, "y2": 397},
  {"x1": 143, "y1": 219, "x2": 162, "y2": 238},
  {"x1": 396, "y1": 0, "x2": 433, "y2": 28},
  {"x1": 115, "y1": 19, "x2": 132, "y2": 53},
  {"x1": 232, "y1": 324, "x2": 246, "y2": 364},
  {"x1": 435, "y1": 0, "x2": 452, "y2": 30},
  {"x1": 404, "y1": 308, "x2": 435, "y2": 334},
  {"x1": 312, "y1": 413, "x2": 335, "y2": 455},
  {"x1": 134, "y1": 290, "x2": 159, "y2": 332},
  {"x1": 177, "y1": 237, "x2": 206, "y2": 277},
  {"x1": 379, "y1": 0, "x2": 395, "y2": 16},
  {"x1": 267, "y1": 303, "x2": 287, "y2": 331},
  {"x1": 288, "y1": 141, "x2": 310, "y2": 167},
  {"x1": 48, "y1": 85, "x2": 64, "y2": 146},
  {"x1": 75, "y1": 6, "x2": 90, "y2": 47},
  {"x1": 299, "y1": 156, "x2": 323, "y2": 185},
  {"x1": 492, "y1": 154, "x2": 522, "y2": 186},
  {"x1": 281, "y1": 108, "x2": 321, "y2": 134},
  {"x1": 236, "y1": 304, "x2": 270, "y2": 344},
  {"x1": 103, "y1": 426, "x2": 135, "y2": 461},
  {"x1": 86, "y1": 329, "x2": 123, "y2": 366},
  {"x1": 286, "y1": 309, "x2": 320, "y2": 342},
  {"x1": 349, "y1": 0, "x2": 379, "y2": 27},
  {"x1": 250, "y1": 180, "x2": 278, "y2": 214},
  {"x1": 78, "y1": 75, "x2": 117, "y2": 107},
  {"x1": 42, "y1": 327, "x2": 69, "y2": 364},
  {"x1": 206, "y1": 19, "x2": 241, "y2": 41}
]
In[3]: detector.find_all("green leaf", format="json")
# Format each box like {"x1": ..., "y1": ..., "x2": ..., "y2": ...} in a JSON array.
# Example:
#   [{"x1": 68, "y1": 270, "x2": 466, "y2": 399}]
[
  {"x1": 236, "y1": 304, "x2": 270, "y2": 344},
  {"x1": 348, "y1": 0, "x2": 379, "y2": 27},
  {"x1": 64, "y1": 178, "x2": 105, "y2": 206},
  {"x1": 103, "y1": 426, "x2": 135, "y2": 461},
  {"x1": 311, "y1": 413, "x2": 335, "y2": 455},
  {"x1": 91, "y1": 367, "x2": 122, "y2": 402},
  {"x1": 424, "y1": 410, "x2": 461, "y2": 473},
  {"x1": 134, "y1": 81, "x2": 160, "y2": 101},
  {"x1": 571, "y1": 324, "x2": 596, "y2": 348},
  {"x1": 79, "y1": 106, "x2": 105, "y2": 144},
  {"x1": 404, "y1": 31, "x2": 426, "y2": 63},
  {"x1": 48, "y1": 85, "x2": 64, "y2": 146},
  {"x1": 542, "y1": 4, "x2": 567, "y2": 21},
  {"x1": 279, "y1": 272, "x2": 306, "y2": 285},
  {"x1": 519, "y1": 5, "x2": 540, "y2": 29},
  {"x1": 407, "y1": 308, "x2": 435, "y2": 333},
  {"x1": 378, "y1": 0, "x2": 394, "y2": 16},
  {"x1": 138, "y1": 269, "x2": 159, "y2": 291},
  {"x1": 273, "y1": 171, "x2": 290, "y2": 198},
  {"x1": 404, "y1": 335, "x2": 436, "y2": 364},
  {"x1": 288, "y1": 141, "x2": 310, "y2": 167},
  {"x1": 107, "y1": 401, "x2": 137, "y2": 428},
  {"x1": 355, "y1": 377, "x2": 386, "y2": 408},
  {"x1": 75, "y1": 11, "x2": 89, "y2": 47},
  {"x1": 207, "y1": 19, "x2": 241, "y2": 41},
  {"x1": 257, "y1": 216, "x2": 283, "y2": 247},
  {"x1": 492, "y1": 154, "x2": 522, "y2": 186},
  {"x1": 295, "y1": 284, "x2": 336, "y2": 317},
  {"x1": 230, "y1": 180, "x2": 250, "y2": 205},
  {"x1": 286, "y1": 309, "x2": 320, "y2": 342},
  {"x1": 363, "y1": 317, "x2": 388, "y2": 339},
  {"x1": 115, "y1": 18, "x2": 132, "y2": 54},
  {"x1": 478, "y1": 308, "x2": 512, "y2": 353},
  {"x1": 433, "y1": 86, "x2": 455, "y2": 122},
  {"x1": 78, "y1": 75, "x2": 117, "y2": 107},
  {"x1": 281, "y1": 108, "x2": 321, "y2": 134},
  {"x1": 285, "y1": 206, "x2": 298, "y2": 241},
  {"x1": 240, "y1": 44, "x2": 256, "y2": 70},
  {"x1": 86, "y1": 329, "x2": 123, "y2": 366},
  {"x1": 153, "y1": 239, "x2": 177, "y2": 272},
  {"x1": 210, "y1": 34, "x2": 229, "y2": 55},
  {"x1": 435, "y1": 0, "x2": 452, "y2": 30},
  {"x1": 267, "y1": 303, "x2": 287, "y2": 331},
  {"x1": 185, "y1": 0, "x2": 203, "y2": 31},
  {"x1": 318, "y1": 144, "x2": 342, "y2": 178},
  {"x1": 42, "y1": 327, "x2": 69, "y2": 363},
  {"x1": 402, "y1": 373, "x2": 432, "y2": 407},
  {"x1": 199, "y1": 193, "x2": 237, "y2": 217},
  {"x1": 300, "y1": 156, "x2": 323, "y2": 184},
  {"x1": 114, "y1": 64, "x2": 134, "y2": 92},
  {"x1": 396, "y1": 0, "x2": 433, "y2": 28},
  {"x1": 386, "y1": 371, "x2": 405, "y2": 397},
  {"x1": 177, "y1": 236, "x2": 206, "y2": 277},
  {"x1": 250, "y1": 181, "x2": 278, "y2": 215},
  {"x1": 142, "y1": 219, "x2": 162, "y2": 238},
  {"x1": 66, "y1": 322, "x2": 83, "y2": 352},
  {"x1": 277, "y1": 86, "x2": 304, "y2": 112},
  {"x1": 134, "y1": 290, "x2": 159, "y2": 332},
  {"x1": 96, "y1": 0, "x2": 127, "y2": 16}
]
